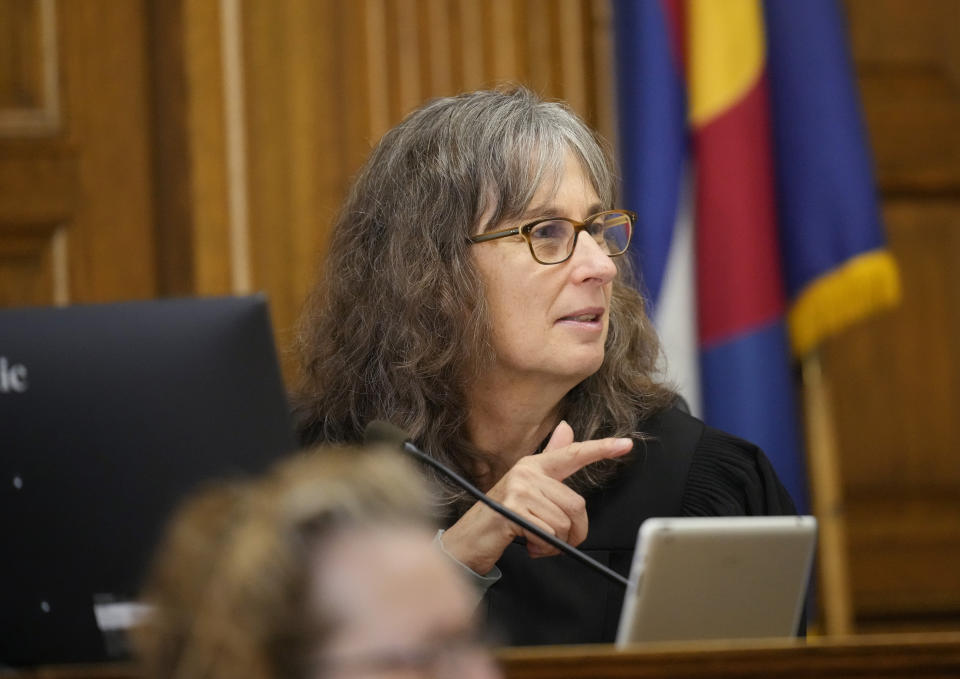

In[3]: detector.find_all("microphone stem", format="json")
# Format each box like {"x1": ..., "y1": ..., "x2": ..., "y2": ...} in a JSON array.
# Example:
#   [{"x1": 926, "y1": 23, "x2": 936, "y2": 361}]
[{"x1": 403, "y1": 442, "x2": 629, "y2": 588}]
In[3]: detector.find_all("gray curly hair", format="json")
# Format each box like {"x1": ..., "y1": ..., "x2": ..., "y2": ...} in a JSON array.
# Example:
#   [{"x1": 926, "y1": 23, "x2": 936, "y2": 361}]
[{"x1": 293, "y1": 86, "x2": 674, "y2": 513}]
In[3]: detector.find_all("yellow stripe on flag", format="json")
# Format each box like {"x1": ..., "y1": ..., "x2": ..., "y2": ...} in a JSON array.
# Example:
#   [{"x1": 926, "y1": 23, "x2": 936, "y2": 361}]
[
  {"x1": 688, "y1": 0, "x2": 766, "y2": 126},
  {"x1": 788, "y1": 250, "x2": 902, "y2": 357}
]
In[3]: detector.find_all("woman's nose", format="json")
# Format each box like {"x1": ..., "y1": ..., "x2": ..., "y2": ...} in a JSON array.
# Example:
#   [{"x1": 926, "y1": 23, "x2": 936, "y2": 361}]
[{"x1": 569, "y1": 232, "x2": 618, "y2": 283}]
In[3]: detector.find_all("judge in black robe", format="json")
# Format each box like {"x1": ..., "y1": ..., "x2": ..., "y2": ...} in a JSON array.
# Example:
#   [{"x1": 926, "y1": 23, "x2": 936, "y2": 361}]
[{"x1": 291, "y1": 88, "x2": 801, "y2": 649}]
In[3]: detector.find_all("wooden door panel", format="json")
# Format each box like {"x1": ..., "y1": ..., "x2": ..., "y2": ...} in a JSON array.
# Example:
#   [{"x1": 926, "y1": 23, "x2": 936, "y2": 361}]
[
  {"x1": 845, "y1": 0, "x2": 960, "y2": 191},
  {"x1": 827, "y1": 202, "x2": 960, "y2": 618},
  {"x1": 0, "y1": 0, "x2": 59, "y2": 133},
  {"x1": 0, "y1": 223, "x2": 66, "y2": 306},
  {"x1": 0, "y1": 0, "x2": 155, "y2": 307},
  {"x1": 0, "y1": 0, "x2": 68, "y2": 306},
  {"x1": 831, "y1": 0, "x2": 960, "y2": 625}
]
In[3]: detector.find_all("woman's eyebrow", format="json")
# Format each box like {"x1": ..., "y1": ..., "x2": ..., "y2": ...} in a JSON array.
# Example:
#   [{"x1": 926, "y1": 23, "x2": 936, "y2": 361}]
[
  {"x1": 520, "y1": 203, "x2": 606, "y2": 221},
  {"x1": 519, "y1": 203, "x2": 558, "y2": 221}
]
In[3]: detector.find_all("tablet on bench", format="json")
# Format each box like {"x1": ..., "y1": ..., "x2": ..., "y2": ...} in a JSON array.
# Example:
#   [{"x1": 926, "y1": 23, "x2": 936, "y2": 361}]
[{"x1": 615, "y1": 515, "x2": 817, "y2": 646}]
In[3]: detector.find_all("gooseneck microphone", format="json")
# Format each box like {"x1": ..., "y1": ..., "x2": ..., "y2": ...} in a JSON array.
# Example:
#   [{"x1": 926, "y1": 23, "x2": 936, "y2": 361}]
[{"x1": 364, "y1": 420, "x2": 629, "y2": 588}]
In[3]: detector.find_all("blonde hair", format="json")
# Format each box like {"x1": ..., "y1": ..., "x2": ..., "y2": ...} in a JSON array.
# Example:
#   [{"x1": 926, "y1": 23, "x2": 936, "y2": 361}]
[{"x1": 135, "y1": 446, "x2": 431, "y2": 679}]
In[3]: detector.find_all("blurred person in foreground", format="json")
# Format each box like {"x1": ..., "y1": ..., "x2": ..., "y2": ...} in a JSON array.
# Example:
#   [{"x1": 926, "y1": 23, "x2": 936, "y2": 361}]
[
  {"x1": 294, "y1": 86, "x2": 796, "y2": 645},
  {"x1": 135, "y1": 447, "x2": 500, "y2": 679}
]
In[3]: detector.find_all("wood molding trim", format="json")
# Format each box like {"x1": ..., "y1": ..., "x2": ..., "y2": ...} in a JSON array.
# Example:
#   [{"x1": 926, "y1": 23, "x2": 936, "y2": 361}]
[
  {"x1": 0, "y1": 221, "x2": 67, "y2": 306},
  {"x1": 219, "y1": 0, "x2": 251, "y2": 294},
  {"x1": 0, "y1": 0, "x2": 60, "y2": 136}
]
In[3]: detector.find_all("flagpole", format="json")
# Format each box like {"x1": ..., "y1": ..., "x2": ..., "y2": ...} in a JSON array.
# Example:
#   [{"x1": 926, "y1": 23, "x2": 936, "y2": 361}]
[{"x1": 802, "y1": 350, "x2": 855, "y2": 635}]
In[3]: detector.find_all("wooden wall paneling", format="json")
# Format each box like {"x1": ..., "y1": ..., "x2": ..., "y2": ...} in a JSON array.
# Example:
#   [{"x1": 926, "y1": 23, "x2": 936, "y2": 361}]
[
  {"x1": 0, "y1": 0, "x2": 59, "y2": 133},
  {"x1": 241, "y1": 0, "x2": 306, "y2": 361},
  {"x1": 487, "y1": 0, "x2": 518, "y2": 84},
  {"x1": 391, "y1": 0, "x2": 423, "y2": 117},
  {"x1": 276, "y1": 0, "x2": 348, "y2": 339},
  {"x1": 425, "y1": 0, "x2": 453, "y2": 94},
  {"x1": 220, "y1": 0, "x2": 252, "y2": 295},
  {"x1": 57, "y1": 0, "x2": 156, "y2": 302},
  {"x1": 268, "y1": 0, "x2": 322, "y2": 322},
  {"x1": 149, "y1": 0, "x2": 196, "y2": 296},
  {"x1": 506, "y1": 1, "x2": 531, "y2": 88},
  {"x1": 241, "y1": 0, "x2": 378, "y2": 378},
  {"x1": 413, "y1": 1, "x2": 453, "y2": 110},
  {"x1": 0, "y1": 0, "x2": 65, "y2": 307},
  {"x1": 842, "y1": 206, "x2": 960, "y2": 489},
  {"x1": 379, "y1": 0, "x2": 402, "y2": 122},
  {"x1": 826, "y1": 202, "x2": 960, "y2": 621},
  {"x1": 181, "y1": 0, "x2": 233, "y2": 295},
  {"x1": 844, "y1": 0, "x2": 960, "y2": 192},
  {"x1": 0, "y1": 143, "x2": 74, "y2": 305},
  {"x1": 364, "y1": 0, "x2": 392, "y2": 141},
  {"x1": 455, "y1": 0, "x2": 486, "y2": 92},
  {"x1": 825, "y1": 0, "x2": 960, "y2": 627},
  {"x1": 2, "y1": 0, "x2": 156, "y2": 308},
  {"x1": 848, "y1": 494, "x2": 960, "y2": 620},
  {"x1": 589, "y1": 0, "x2": 615, "y2": 146},
  {"x1": 556, "y1": 0, "x2": 587, "y2": 117},
  {"x1": 274, "y1": 0, "x2": 339, "y2": 319},
  {"x1": 0, "y1": 0, "x2": 42, "y2": 109},
  {"x1": 413, "y1": 2, "x2": 434, "y2": 102},
  {"x1": 150, "y1": 0, "x2": 238, "y2": 298},
  {"x1": 0, "y1": 223, "x2": 67, "y2": 306},
  {"x1": 0, "y1": 145, "x2": 75, "y2": 222},
  {"x1": 443, "y1": 0, "x2": 465, "y2": 92},
  {"x1": 337, "y1": 1, "x2": 375, "y2": 177},
  {"x1": 523, "y1": 0, "x2": 557, "y2": 98}
]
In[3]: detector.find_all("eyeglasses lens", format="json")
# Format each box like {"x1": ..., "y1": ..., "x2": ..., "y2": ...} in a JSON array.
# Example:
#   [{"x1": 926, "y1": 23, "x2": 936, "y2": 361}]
[
  {"x1": 528, "y1": 211, "x2": 631, "y2": 264},
  {"x1": 594, "y1": 211, "x2": 631, "y2": 255},
  {"x1": 529, "y1": 220, "x2": 574, "y2": 263}
]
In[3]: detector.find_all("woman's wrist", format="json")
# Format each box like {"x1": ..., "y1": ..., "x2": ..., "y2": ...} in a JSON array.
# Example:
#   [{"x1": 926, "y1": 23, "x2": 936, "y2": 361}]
[{"x1": 441, "y1": 503, "x2": 514, "y2": 575}]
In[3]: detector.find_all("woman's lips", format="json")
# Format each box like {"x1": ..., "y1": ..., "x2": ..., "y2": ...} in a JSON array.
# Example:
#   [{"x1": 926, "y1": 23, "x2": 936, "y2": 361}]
[{"x1": 556, "y1": 307, "x2": 605, "y2": 328}]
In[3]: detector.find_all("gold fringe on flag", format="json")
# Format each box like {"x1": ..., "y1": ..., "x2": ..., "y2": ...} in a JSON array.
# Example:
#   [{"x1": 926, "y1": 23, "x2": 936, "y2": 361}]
[{"x1": 788, "y1": 250, "x2": 902, "y2": 358}]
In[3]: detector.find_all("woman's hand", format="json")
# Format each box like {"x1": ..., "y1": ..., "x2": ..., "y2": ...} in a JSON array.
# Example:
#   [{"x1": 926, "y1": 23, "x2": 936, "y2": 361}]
[{"x1": 440, "y1": 421, "x2": 633, "y2": 575}]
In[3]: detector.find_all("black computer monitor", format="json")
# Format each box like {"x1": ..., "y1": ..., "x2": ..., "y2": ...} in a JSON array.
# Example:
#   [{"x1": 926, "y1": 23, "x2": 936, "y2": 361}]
[{"x1": 0, "y1": 295, "x2": 297, "y2": 666}]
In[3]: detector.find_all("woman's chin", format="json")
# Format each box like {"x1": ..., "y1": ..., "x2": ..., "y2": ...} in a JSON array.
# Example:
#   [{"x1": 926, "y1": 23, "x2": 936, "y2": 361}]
[{"x1": 556, "y1": 350, "x2": 605, "y2": 384}]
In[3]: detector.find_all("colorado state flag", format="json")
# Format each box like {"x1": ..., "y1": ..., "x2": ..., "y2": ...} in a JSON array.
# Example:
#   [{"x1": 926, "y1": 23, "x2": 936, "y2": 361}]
[{"x1": 613, "y1": 0, "x2": 901, "y2": 512}]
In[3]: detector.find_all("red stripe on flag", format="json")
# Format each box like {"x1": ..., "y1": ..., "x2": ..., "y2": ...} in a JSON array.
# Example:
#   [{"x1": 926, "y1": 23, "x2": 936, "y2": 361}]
[
  {"x1": 694, "y1": 72, "x2": 786, "y2": 347},
  {"x1": 661, "y1": 0, "x2": 686, "y2": 73}
]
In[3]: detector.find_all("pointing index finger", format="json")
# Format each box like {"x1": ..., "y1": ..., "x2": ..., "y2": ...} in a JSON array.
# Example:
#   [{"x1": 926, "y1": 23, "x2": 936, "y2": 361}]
[{"x1": 537, "y1": 437, "x2": 634, "y2": 481}]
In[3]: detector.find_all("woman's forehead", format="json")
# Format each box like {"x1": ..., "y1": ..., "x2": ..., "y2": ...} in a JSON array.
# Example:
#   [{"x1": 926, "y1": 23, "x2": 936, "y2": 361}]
[
  {"x1": 487, "y1": 149, "x2": 596, "y2": 222},
  {"x1": 516, "y1": 154, "x2": 598, "y2": 213}
]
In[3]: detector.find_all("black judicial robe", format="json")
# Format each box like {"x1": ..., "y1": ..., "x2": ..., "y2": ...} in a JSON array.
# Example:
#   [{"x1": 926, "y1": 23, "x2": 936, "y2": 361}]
[{"x1": 481, "y1": 405, "x2": 798, "y2": 646}]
